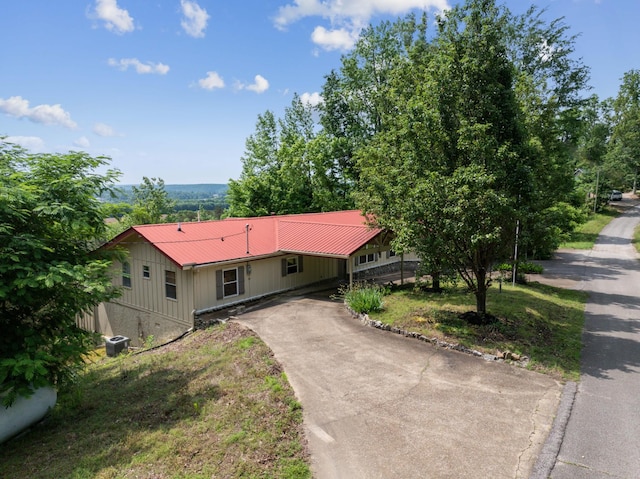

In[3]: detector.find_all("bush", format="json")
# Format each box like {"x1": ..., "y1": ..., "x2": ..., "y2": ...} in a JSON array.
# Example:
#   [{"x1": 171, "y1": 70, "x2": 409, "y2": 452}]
[
  {"x1": 496, "y1": 261, "x2": 543, "y2": 274},
  {"x1": 339, "y1": 283, "x2": 387, "y2": 314},
  {"x1": 0, "y1": 144, "x2": 122, "y2": 406}
]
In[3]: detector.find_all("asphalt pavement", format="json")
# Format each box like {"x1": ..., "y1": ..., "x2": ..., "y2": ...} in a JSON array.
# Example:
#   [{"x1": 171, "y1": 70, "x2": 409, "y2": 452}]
[
  {"x1": 235, "y1": 292, "x2": 561, "y2": 478},
  {"x1": 534, "y1": 199, "x2": 640, "y2": 478}
]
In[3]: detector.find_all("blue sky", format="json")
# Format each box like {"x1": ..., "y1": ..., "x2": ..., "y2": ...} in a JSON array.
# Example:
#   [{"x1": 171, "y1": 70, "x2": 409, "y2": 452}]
[{"x1": 1, "y1": 0, "x2": 638, "y2": 185}]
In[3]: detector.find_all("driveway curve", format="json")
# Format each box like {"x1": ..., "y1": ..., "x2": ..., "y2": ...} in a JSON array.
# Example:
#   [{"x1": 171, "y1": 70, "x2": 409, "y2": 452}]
[{"x1": 234, "y1": 292, "x2": 562, "y2": 478}]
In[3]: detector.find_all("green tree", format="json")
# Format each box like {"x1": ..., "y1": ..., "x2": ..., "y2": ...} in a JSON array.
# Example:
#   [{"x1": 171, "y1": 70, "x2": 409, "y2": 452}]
[
  {"x1": 226, "y1": 110, "x2": 284, "y2": 216},
  {"x1": 226, "y1": 94, "x2": 353, "y2": 216},
  {"x1": 608, "y1": 69, "x2": 640, "y2": 193},
  {"x1": 506, "y1": 6, "x2": 590, "y2": 257},
  {"x1": 127, "y1": 176, "x2": 174, "y2": 224},
  {"x1": 574, "y1": 95, "x2": 613, "y2": 212},
  {"x1": 319, "y1": 17, "x2": 419, "y2": 185},
  {"x1": 0, "y1": 142, "x2": 122, "y2": 405},
  {"x1": 357, "y1": 0, "x2": 537, "y2": 315}
]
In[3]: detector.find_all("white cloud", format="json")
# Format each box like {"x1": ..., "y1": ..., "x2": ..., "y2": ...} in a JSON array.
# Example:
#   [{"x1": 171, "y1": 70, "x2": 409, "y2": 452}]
[
  {"x1": 274, "y1": 0, "x2": 450, "y2": 50},
  {"x1": 311, "y1": 26, "x2": 358, "y2": 50},
  {"x1": 93, "y1": 122, "x2": 118, "y2": 137},
  {"x1": 3, "y1": 136, "x2": 45, "y2": 151},
  {"x1": 198, "y1": 71, "x2": 225, "y2": 90},
  {"x1": 0, "y1": 96, "x2": 77, "y2": 129},
  {"x1": 239, "y1": 75, "x2": 270, "y2": 94},
  {"x1": 180, "y1": 0, "x2": 209, "y2": 38},
  {"x1": 74, "y1": 136, "x2": 91, "y2": 148},
  {"x1": 300, "y1": 91, "x2": 323, "y2": 107},
  {"x1": 91, "y1": 0, "x2": 135, "y2": 34},
  {"x1": 108, "y1": 58, "x2": 170, "y2": 75}
]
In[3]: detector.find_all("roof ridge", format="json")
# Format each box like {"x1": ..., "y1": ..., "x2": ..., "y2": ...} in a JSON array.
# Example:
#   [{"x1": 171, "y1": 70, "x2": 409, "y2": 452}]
[{"x1": 278, "y1": 220, "x2": 373, "y2": 230}]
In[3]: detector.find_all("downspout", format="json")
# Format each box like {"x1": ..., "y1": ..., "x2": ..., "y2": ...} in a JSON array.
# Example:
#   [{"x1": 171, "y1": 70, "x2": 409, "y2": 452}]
[{"x1": 182, "y1": 262, "x2": 197, "y2": 330}]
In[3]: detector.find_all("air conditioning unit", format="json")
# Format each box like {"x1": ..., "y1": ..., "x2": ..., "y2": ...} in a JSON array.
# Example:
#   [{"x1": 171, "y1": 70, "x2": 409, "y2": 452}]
[{"x1": 105, "y1": 336, "x2": 130, "y2": 357}]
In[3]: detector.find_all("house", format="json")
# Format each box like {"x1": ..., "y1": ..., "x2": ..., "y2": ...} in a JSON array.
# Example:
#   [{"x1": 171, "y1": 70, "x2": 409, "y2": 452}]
[{"x1": 82, "y1": 210, "x2": 416, "y2": 345}]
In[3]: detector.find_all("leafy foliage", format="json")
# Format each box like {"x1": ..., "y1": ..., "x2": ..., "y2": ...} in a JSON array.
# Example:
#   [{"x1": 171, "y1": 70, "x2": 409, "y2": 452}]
[
  {"x1": 356, "y1": 2, "x2": 534, "y2": 314},
  {"x1": 226, "y1": 94, "x2": 355, "y2": 217},
  {"x1": 608, "y1": 70, "x2": 640, "y2": 192},
  {"x1": 338, "y1": 282, "x2": 388, "y2": 314},
  {"x1": 0, "y1": 141, "x2": 122, "y2": 405}
]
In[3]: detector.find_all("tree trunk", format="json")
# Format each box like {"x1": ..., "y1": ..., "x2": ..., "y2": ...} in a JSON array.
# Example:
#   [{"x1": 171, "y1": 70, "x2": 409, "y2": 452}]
[
  {"x1": 475, "y1": 268, "x2": 487, "y2": 315},
  {"x1": 431, "y1": 271, "x2": 442, "y2": 292}
]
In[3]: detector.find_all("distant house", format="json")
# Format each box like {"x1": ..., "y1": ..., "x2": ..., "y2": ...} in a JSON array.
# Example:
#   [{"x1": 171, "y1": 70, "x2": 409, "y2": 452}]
[{"x1": 80, "y1": 210, "x2": 416, "y2": 345}]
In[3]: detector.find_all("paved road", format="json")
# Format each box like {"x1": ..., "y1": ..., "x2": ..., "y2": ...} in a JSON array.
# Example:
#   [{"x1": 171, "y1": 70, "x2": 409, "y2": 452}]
[
  {"x1": 234, "y1": 292, "x2": 561, "y2": 478},
  {"x1": 539, "y1": 202, "x2": 640, "y2": 478}
]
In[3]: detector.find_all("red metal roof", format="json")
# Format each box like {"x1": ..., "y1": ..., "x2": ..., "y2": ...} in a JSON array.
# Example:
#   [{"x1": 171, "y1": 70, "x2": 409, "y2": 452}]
[{"x1": 108, "y1": 210, "x2": 382, "y2": 268}]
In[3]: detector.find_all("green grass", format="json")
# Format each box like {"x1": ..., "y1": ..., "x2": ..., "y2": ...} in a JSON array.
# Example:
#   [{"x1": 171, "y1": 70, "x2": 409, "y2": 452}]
[
  {"x1": 369, "y1": 282, "x2": 587, "y2": 381},
  {"x1": 559, "y1": 207, "x2": 618, "y2": 249},
  {"x1": 634, "y1": 224, "x2": 640, "y2": 254},
  {"x1": 0, "y1": 324, "x2": 311, "y2": 479}
]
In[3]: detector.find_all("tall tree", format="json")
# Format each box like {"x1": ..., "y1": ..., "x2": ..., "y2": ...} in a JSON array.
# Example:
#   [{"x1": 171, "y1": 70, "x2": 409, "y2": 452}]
[
  {"x1": 226, "y1": 110, "x2": 281, "y2": 217},
  {"x1": 357, "y1": 0, "x2": 541, "y2": 316},
  {"x1": 574, "y1": 95, "x2": 613, "y2": 211},
  {"x1": 608, "y1": 69, "x2": 640, "y2": 193},
  {"x1": 319, "y1": 17, "x2": 419, "y2": 185},
  {"x1": 226, "y1": 94, "x2": 354, "y2": 216},
  {"x1": 127, "y1": 176, "x2": 174, "y2": 225},
  {"x1": 505, "y1": 6, "x2": 590, "y2": 257},
  {"x1": 0, "y1": 142, "x2": 122, "y2": 405}
]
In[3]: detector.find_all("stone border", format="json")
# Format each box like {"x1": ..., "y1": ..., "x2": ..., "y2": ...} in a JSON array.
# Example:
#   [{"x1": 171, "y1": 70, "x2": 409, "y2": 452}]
[{"x1": 346, "y1": 305, "x2": 531, "y2": 367}]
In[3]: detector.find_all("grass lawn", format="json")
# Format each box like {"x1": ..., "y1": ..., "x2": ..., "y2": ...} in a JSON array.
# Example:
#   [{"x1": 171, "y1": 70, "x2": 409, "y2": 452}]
[
  {"x1": 0, "y1": 323, "x2": 310, "y2": 479},
  {"x1": 368, "y1": 281, "x2": 587, "y2": 382},
  {"x1": 559, "y1": 206, "x2": 618, "y2": 249},
  {"x1": 634, "y1": 223, "x2": 640, "y2": 254}
]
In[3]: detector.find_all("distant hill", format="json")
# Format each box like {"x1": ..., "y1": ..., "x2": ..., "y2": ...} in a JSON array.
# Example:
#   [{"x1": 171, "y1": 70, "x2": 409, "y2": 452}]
[{"x1": 102, "y1": 183, "x2": 228, "y2": 202}]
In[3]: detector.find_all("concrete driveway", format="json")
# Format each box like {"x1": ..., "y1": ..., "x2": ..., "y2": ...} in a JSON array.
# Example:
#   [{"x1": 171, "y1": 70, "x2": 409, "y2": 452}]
[{"x1": 234, "y1": 291, "x2": 562, "y2": 478}]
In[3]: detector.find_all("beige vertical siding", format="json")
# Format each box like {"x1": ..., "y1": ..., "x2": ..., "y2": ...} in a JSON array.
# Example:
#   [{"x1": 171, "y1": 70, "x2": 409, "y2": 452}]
[
  {"x1": 193, "y1": 254, "x2": 339, "y2": 313},
  {"x1": 115, "y1": 240, "x2": 194, "y2": 320},
  {"x1": 82, "y1": 236, "x2": 419, "y2": 344},
  {"x1": 96, "y1": 302, "x2": 191, "y2": 347},
  {"x1": 98, "y1": 239, "x2": 195, "y2": 345}
]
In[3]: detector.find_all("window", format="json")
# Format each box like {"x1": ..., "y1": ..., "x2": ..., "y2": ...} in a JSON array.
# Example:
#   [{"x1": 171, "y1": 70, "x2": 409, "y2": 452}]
[
  {"x1": 357, "y1": 253, "x2": 376, "y2": 265},
  {"x1": 216, "y1": 267, "x2": 245, "y2": 300},
  {"x1": 281, "y1": 256, "x2": 304, "y2": 277},
  {"x1": 142, "y1": 265, "x2": 150, "y2": 279},
  {"x1": 223, "y1": 268, "x2": 238, "y2": 297},
  {"x1": 122, "y1": 262, "x2": 131, "y2": 288},
  {"x1": 165, "y1": 270, "x2": 177, "y2": 300},
  {"x1": 287, "y1": 257, "x2": 298, "y2": 275},
  {"x1": 388, "y1": 250, "x2": 397, "y2": 258}
]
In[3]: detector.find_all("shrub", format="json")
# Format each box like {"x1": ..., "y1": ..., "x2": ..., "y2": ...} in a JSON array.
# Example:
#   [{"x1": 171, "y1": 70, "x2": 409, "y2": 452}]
[
  {"x1": 340, "y1": 283, "x2": 387, "y2": 314},
  {"x1": 496, "y1": 261, "x2": 543, "y2": 274}
]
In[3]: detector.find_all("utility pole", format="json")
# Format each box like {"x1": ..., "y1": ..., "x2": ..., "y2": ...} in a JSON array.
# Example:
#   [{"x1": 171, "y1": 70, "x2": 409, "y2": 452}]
[
  {"x1": 512, "y1": 219, "x2": 520, "y2": 287},
  {"x1": 594, "y1": 168, "x2": 600, "y2": 213}
]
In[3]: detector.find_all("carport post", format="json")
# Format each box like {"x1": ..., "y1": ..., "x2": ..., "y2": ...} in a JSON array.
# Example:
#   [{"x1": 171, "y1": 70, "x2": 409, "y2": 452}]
[{"x1": 348, "y1": 256, "x2": 353, "y2": 287}]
